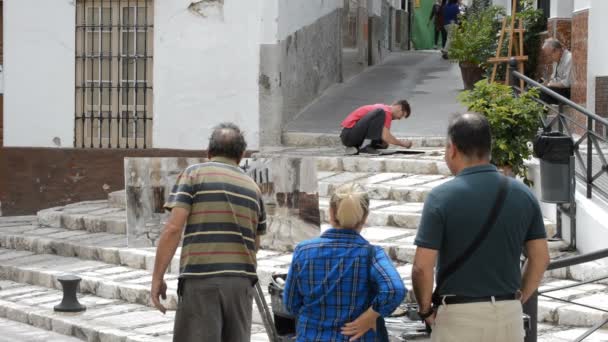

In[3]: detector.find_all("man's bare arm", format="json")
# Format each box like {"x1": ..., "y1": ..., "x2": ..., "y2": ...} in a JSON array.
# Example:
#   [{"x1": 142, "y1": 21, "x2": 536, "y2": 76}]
[
  {"x1": 411, "y1": 247, "x2": 438, "y2": 313},
  {"x1": 152, "y1": 208, "x2": 189, "y2": 280},
  {"x1": 382, "y1": 127, "x2": 412, "y2": 148},
  {"x1": 521, "y1": 238, "x2": 550, "y2": 303}
]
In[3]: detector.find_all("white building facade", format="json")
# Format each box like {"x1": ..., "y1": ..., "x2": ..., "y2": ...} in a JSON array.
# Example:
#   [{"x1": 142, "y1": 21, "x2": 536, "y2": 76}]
[{"x1": 2, "y1": 0, "x2": 407, "y2": 150}]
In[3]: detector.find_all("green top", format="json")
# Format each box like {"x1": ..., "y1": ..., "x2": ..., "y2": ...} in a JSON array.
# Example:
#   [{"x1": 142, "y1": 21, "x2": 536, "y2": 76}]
[{"x1": 415, "y1": 164, "x2": 546, "y2": 297}]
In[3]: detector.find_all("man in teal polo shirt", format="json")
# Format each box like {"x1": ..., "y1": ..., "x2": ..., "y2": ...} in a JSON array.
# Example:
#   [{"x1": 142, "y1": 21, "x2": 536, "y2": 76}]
[{"x1": 411, "y1": 113, "x2": 550, "y2": 342}]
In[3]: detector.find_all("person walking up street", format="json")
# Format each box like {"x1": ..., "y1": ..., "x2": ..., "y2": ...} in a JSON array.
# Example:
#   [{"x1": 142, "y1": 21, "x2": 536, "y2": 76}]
[
  {"x1": 411, "y1": 113, "x2": 550, "y2": 342},
  {"x1": 429, "y1": 0, "x2": 447, "y2": 50},
  {"x1": 151, "y1": 123, "x2": 267, "y2": 342},
  {"x1": 441, "y1": 0, "x2": 461, "y2": 59}
]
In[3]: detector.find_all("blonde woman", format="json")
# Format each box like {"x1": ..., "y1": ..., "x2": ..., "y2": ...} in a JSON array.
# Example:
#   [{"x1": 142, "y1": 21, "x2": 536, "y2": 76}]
[{"x1": 283, "y1": 183, "x2": 406, "y2": 341}]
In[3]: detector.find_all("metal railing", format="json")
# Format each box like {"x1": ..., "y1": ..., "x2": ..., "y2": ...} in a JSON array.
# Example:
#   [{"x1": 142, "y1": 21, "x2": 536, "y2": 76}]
[
  {"x1": 523, "y1": 248, "x2": 608, "y2": 342},
  {"x1": 509, "y1": 58, "x2": 608, "y2": 201},
  {"x1": 508, "y1": 58, "x2": 608, "y2": 341}
]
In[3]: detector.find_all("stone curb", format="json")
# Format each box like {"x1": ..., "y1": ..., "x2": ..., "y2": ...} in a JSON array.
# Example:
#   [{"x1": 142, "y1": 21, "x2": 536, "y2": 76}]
[
  {"x1": 38, "y1": 203, "x2": 126, "y2": 235},
  {"x1": 319, "y1": 206, "x2": 422, "y2": 229},
  {"x1": 108, "y1": 191, "x2": 127, "y2": 209},
  {"x1": 0, "y1": 280, "x2": 174, "y2": 342},
  {"x1": 316, "y1": 156, "x2": 451, "y2": 175},
  {"x1": 319, "y1": 181, "x2": 432, "y2": 202},
  {"x1": 0, "y1": 249, "x2": 179, "y2": 311},
  {"x1": 0, "y1": 227, "x2": 292, "y2": 288},
  {"x1": 282, "y1": 132, "x2": 446, "y2": 148}
]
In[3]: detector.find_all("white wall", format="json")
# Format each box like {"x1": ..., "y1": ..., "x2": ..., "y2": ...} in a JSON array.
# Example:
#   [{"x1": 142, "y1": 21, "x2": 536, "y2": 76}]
[
  {"x1": 367, "y1": 0, "x2": 382, "y2": 17},
  {"x1": 527, "y1": 159, "x2": 608, "y2": 254},
  {"x1": 3, "y1": 0, "x2": 75, "y2": 147},
  {"x1": 574, "y1": 0, "x2": 591, "y2": 12},
  {"x1": 277, "y1": 0, "x2": 342, "y2": 40},
  {"x1": 260, "y1": 0, "x2": 279, "y2": 44},
  {"x1": 153, "y1": 0, "x2": 263, "y2": 150},
  {"x1": 550, "y1": 0, "x2": 573, "y2": 18},
  {"x1": 586, "y1": 0, "x2": 608, "y2": 114},
  {"x1": 493, "y1": 0, "x2": 512, "y2": 15}
]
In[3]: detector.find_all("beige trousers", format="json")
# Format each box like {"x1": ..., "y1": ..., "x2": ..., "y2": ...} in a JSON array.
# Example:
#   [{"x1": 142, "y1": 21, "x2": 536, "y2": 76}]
[{"x1": 431, "y1": 300, "x2": 525, "y2": 342}]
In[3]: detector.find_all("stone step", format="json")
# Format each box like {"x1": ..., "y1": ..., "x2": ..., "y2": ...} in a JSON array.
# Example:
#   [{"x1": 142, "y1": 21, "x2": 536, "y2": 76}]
[
  {"x1": 318, "y1": 171, "x2": 451, "y2": 202},
  {"x1": 0, "y1": 221, "x2": 295, "y2": 288},
  {"x1": 316, "y1": 155, "x2": 450, "y2": 175},
  {"x1": 281, "y1": 132, "x2": 446, "y2": 148},
  {"x1": 0, "y1": 247, "x2": 182, "y2": 310},
  {"x1": 538, "y1": 278, "x2": 608, "y2": 328},
  {"x1": 319, "y1": 198, "x2": 423, "y2": 230},
  {"x1": 108, "y1": 190, "x2": 127, "y2": 209},
  {"x1": 255, "y1": 148, "x2": 449, "y2": 175},
  {"x1": 538, "y1": 325, "x2": 608, "y2": 342},
  {"x1": 0, "y1": 279, "x2": 271, "y2": 342},
  {"x1": 37, "y1": 200, "x2": 126, "y2": 235},
  {"x1": 0, "y1": 315, "x2": 83, "y2": 342}
]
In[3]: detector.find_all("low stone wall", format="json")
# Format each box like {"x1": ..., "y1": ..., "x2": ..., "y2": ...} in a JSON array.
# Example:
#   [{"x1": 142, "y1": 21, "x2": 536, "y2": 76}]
[
  {"x1": 125, "y1": 156, "x2": 320, "y2": 249},
  {"x1": 125, "y1": 157, "x2": 207, "y2": 247},
  {"x1": 0, "y1": 147, "x2": 210, "y2": 216}
]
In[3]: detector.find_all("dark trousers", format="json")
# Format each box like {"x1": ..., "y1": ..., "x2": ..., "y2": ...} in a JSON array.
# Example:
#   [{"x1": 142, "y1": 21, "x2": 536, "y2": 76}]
[
  {"x1": 340, "y1": 108, "x2": 386, "y2": 149},
  {"x1": 435, "y1": 27, "x2": 447, "y2": 48},
  {"x1": 539, "y1": 87, "x2": 571, "y2": 105},
  {"x1": 173, "y1": 277, "x2": 253, "y2": 342}
]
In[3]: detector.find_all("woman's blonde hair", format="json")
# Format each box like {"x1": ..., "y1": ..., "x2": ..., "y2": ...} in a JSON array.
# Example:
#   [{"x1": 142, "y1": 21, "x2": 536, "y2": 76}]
[{"x1": 329, "y1": 183, "x2": 370, "y2": 229}]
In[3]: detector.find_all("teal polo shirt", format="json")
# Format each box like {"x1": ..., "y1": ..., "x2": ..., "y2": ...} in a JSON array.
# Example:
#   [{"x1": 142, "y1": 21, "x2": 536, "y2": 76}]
[{"x1": 415, "y1": 164, "x2": 546, "y2": 297}]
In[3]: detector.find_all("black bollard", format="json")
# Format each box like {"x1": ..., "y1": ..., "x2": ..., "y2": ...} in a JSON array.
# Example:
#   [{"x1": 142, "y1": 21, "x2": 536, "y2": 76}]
[{"x1": 54, "y1": 275, "x2": 86, "y2": 312}]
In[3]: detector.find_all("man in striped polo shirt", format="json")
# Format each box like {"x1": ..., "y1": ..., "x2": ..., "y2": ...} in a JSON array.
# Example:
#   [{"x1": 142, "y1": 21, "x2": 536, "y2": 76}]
[{"x1": 151, "y1": 123, "x2": 266, "y2": 342}]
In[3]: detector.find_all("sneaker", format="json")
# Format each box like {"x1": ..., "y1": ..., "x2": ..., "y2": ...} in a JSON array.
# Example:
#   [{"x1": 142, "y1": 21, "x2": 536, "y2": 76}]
[
  {"x1": 359, "y1": 145, "x2": 380, "y2": 155},
  {"x1": 370, "y1": 141, "x2": 389, "y2": 149},
  {"x1": 344, "y1": 146, "x2": 359, "y2": 155}
]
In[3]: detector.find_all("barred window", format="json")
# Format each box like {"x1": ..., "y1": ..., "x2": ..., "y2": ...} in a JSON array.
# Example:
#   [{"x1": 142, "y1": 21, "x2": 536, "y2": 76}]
[{"x1": 75, "y1": 0, "x2": 153, "y2": 148}]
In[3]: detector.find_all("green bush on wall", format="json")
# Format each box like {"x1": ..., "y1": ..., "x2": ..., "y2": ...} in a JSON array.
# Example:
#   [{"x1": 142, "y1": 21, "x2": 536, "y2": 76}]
[{"x1": 458, "y1": 80, "x2": 544, "y2": 181}]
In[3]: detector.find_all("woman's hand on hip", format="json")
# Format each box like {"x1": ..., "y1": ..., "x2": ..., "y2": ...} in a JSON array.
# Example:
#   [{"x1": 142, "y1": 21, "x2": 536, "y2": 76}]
[{"x1": 341, "y1": 307, "x2": 380, "y2": 341}]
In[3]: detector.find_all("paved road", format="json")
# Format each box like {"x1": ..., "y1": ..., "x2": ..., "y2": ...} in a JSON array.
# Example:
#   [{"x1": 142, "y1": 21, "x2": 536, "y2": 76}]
[{"x1": 285, "y1": 50, "x2": 466, "y2": 137}]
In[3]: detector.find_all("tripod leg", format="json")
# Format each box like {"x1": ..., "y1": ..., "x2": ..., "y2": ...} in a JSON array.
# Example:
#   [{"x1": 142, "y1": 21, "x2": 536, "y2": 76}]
[{"x1": 254, "y1": 282, "x2": 280, "y2": 341}]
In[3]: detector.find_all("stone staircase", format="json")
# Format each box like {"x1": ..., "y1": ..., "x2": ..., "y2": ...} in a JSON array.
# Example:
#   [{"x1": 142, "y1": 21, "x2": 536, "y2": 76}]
[{"x1": 0, "y1": 148, "x2": 607, "y2": 341}]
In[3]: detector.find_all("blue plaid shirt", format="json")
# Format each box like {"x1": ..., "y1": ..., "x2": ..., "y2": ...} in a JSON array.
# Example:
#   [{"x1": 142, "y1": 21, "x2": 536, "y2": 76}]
[{"x1": 283, "y1": 228, "x2": 406, "y2": 341}]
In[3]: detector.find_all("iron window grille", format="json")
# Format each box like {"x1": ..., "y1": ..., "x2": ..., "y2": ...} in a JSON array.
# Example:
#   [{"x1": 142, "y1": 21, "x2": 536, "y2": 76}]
[{"x1": 75, "y1": 0, "x2": 153, "y2": 148}]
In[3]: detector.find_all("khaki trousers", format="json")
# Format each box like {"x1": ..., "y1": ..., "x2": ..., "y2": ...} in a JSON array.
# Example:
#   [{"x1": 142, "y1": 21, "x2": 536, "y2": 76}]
[{"x1": 431, "y1": 300, "x2": 525, "y2": 342}]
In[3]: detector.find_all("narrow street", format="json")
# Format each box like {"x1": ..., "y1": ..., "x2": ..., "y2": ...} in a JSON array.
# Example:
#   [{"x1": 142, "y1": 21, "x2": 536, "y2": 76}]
[{"x1": 285, "y1": 50, "x2": 466, "y2": 137}]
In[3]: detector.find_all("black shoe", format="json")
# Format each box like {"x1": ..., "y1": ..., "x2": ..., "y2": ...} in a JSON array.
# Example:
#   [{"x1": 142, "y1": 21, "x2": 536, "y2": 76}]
[
  {"x1": 359, "y1": 145, "x2": 380, "y2": 155},
  {"x1": 370, "y1": 141, "x2": 389, "y2": 149}
]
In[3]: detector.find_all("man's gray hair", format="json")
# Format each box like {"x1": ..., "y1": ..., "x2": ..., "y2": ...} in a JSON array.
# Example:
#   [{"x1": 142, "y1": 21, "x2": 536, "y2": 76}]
[
  {"x1": 543, "y1": 38, "x2": 563, "y2": 51},
  {"x1": 207, "y1": 123, "x2": 247, "y2": 160}
]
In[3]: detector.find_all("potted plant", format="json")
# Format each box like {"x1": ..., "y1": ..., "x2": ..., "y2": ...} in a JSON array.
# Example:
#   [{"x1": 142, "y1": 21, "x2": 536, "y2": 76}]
[
  {"x1": 458, "y1": 80, "x2": 543, "y2": 181},
  {"x1": 448, "y1": 5, "x2": 505, "y2": 90}
]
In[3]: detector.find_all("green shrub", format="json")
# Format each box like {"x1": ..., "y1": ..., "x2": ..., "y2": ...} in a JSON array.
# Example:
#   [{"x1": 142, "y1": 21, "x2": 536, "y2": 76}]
[
  {"x1": 458, "y1": 80, "x2": 544, "y2": 180},
  {"x1": 449, "y1": 5, "x2": 505, "y2": 67}
]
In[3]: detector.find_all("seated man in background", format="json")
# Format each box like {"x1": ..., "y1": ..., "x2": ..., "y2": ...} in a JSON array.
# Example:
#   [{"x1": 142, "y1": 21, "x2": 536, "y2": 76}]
[
  {"x1": 340, "y1": 100, "x2": 413, "y2": 155},
  {"x1": 540, "y1": 38, "x2": 572, "y2": 103}
]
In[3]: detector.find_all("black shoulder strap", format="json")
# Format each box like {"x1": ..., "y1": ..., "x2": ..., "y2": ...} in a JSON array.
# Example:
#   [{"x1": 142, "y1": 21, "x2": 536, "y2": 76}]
[{"x1": 433, "y1": 175, "x2": 510, "y2": 301}]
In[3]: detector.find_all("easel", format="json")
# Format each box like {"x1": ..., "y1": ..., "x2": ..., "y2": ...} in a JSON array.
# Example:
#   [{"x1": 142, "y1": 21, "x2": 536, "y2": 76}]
[{"x1": 488, "y1": 0, "x2": 527, "y2": 89}]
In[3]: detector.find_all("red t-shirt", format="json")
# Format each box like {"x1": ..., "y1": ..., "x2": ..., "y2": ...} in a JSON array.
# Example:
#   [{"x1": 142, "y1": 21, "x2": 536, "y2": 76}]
[{"x1": 341, "y1": 104, "x2": 393, "y2": 129}]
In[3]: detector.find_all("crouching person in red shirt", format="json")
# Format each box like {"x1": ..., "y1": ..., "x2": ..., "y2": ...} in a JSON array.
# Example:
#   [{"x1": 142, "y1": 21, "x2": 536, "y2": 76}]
[{"x1": 340, "y1": 100, "x2": 413, "y2": 155}]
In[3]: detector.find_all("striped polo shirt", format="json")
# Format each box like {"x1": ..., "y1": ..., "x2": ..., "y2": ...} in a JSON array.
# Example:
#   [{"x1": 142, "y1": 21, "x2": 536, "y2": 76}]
[{"x1": 164, "y1": 156, "x2": 267, "y2": 282}]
